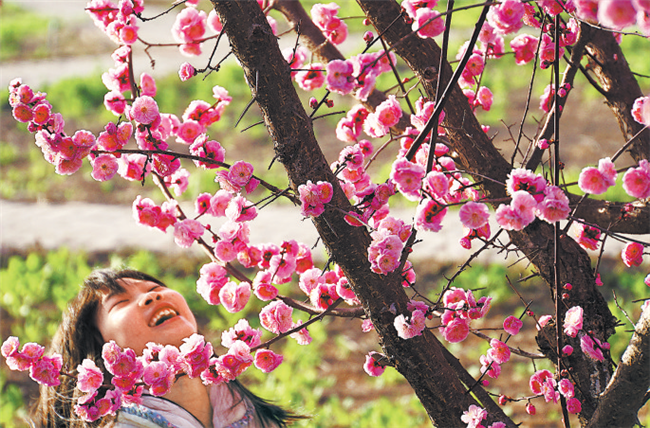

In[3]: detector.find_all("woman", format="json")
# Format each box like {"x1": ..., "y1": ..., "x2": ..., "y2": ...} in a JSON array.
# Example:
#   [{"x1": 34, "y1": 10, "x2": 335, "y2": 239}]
[{"x1": 31, "y1": 268, "x2": 300, "y2": 428}]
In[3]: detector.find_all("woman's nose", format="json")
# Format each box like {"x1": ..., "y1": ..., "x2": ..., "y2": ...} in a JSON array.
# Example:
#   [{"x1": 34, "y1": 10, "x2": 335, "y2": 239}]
[{"x1": 141, "y1": 292, "x2": 162, "y2": 306}]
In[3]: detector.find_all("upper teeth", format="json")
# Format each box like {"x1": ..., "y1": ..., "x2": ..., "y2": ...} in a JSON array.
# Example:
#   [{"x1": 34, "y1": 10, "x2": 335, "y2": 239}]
[{"x1": 150, "y1": 308, "x2": 177, "y2": 327}]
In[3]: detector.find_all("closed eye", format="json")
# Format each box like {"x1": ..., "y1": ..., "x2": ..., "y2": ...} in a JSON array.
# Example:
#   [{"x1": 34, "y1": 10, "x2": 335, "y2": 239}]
[{"x1": 110, "y1": 298, "x2": 128, "y2": 311}]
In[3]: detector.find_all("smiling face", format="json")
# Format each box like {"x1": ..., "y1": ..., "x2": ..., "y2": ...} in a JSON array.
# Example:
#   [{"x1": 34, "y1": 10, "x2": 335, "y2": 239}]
[{"x1": 95, "y1": 278, "x2": 198, "y2": 355}]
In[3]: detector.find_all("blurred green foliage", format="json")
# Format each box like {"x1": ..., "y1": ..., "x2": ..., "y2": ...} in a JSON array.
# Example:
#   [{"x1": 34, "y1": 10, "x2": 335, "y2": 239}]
[{"x1": 0, "y1": 3, "x2": 52, "y2": 61}]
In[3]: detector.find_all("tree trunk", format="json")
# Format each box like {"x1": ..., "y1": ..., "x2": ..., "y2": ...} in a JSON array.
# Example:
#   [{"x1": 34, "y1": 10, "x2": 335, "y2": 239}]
[
  {"x1": 355, "y1": 0, "x2": 618, "y2": 424},
  {"x1": 209, "y1": 1, "x2": 515, "y2": 426}
]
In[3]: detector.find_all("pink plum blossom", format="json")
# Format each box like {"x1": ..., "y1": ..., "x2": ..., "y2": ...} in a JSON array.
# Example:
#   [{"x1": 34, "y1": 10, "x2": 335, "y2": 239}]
[
  {"x1": 179, "y1": 334, "x2": 213, "y2": 379},
  {"x1": 259, "y1": 301, "x2": 294, "y2": 334},
  {"x1": 506, "y1": 168, "x2": 547, "y2": 200},
  {"x1": 441, "y1": 317, "x2": 470, "y2": 343},
  {"x1": 390, "y1": 158, "x2": 425, "y2": 200},
  {"x1": 632, "y1": 95, "x2": 650, "y2": 127},
  {"x1": 539, "y1": 84, "x2": 555, "y2": 113},
  {"x1": 139, "y1": 73, "x2": 156, "y2": 97},
  {"x1": 374, "y1": 95, "x2": 403, "y2": 128},
  {"x1": 254, "y1": 349, "x2": 284, "y2": 373},
  {"x1": 77, "y1": 359, "x2": 104, "y2": 393},
  {"x1": 529, "y1": 369, "x2": 553, "y2": 395},
  {"x1": 413, "y1": 8, "x2": 445, "y2": 39},
  {"x1": 218, "y1": 281, "x2": 251, "y2": 313},
  {"x1": 299, "y1": 268, "x2": 324, "y2": 296},
  {"x1": 526, "y1": 402, "x2": 536, "y2": 415},
  {"x1": 252, "y1": 270, "x2": 278, "y2": 301},
  {"x1": 536, "y1": 185, "x2": 570, "y2": 223},
  {"x1": 538, "y1": 0, "x2": 567, "y2": 16},
  {"x1": 579, "y1": 167, "x2": 611, "y2": 195},
  {"x1": 598, "y1": 0, "x2": 636, "y2": 29},
  {"x1": 558, "y1": 378, "x2": 574, "y2": 398},
  {"x1": 363, "y1": 352, "x2": 386, "y2": 377},
  {"x1": 622, "y1": 242, "x2": 644, "y2": 267},
  {"x1": 487, "y1": 339, "x2": 510, "y2": 364},
  {"x1": 165, "y1": 168, "x2": 190, "y2": 197},
  {"x1": 567, "y1": 397, "x2": 582, "y2": 414},
  {"x1": 190, "y1": 137, "x2": 226, "y2": 168},
  {"x1": 460, "y1": 404, "x2": 487, "y2": 428},
  {"x1": 538, "y1": 34, "x2": 564, "y2": 67},
  {"x1": 394, "y1": 310, "x2": 426, "y2": 339},
  {"x1": 289, "y1": 320, "x2": 312, "y2": 345},
  {"x1": 173, "y1": 218, "x2": 204, "y2": 248},
  {"x1": 563, "y1": 344, "x2": 574, "y2": 356},
  {"x1": 574, "y1": 223, "x2": 601, "y2": 251},
  {"x1": 143, "y1": 361, "x2": 174, "y2": 396},
  {"x1": 91, "y1": 154, "x2": 119, "y2": 182},
  {"x1": 172, "y1": 6, "x2": 207, "y2": 45},
  {"x1": 225, "y1": 195, "x2": 257, "y2": 222},
  {"x1": 104, "y1": 91, "x2": 126, "y2": 115},
  {"x1": 564, "y1": 306, "x2": 583, "y2": 338},
  {"x1": 130, "y1": 96, "x2": 159, "y2": 125},
  {"x1": 221, "y1": 319, "x2": 262, "y2": 349},
  {"x1": 480, "y1": 355, "x2": 501, "y2": 379},
  {"x1": 295, "y1": 63, "x2": 325, "y2": 91},
  {"x1": 487, "y1": 0, "x2": 525, "y2": 34},
  {"x1": 298, "y1": 180, "x2": 333, "y2": 217},
  {"x1": 215, "y1": 341, "x2": 252, "y2": 381},
  {"x1": 30, "y1": 354, "x2": 63, "y2": 387},
  {"x1": 580, "y1": 334, "x2": 605, "y2": 361},
  {"x1": 503, "y1": 316, "x2": 523, "y2": 335},
  {"x1": 622, "y1": 159, "x2": 650, "y2": 199},
  {"x1": 326, "y1": 60, "x2": 354, "y2": 95},
  {"x1": 179, "y1": 62, "x2": 196, "y2": 81},
  {"x1": 310, "y1": 283, "x2": 339, "y2": 310},
  {"x1": 196, "y1": 261, "x2": 228, "y2": 301},
  {"x1": 459, "y1": 201, "x2": 490, "y2": 229},
  {"x1": 510, "y1": 34, "x2": 538, "y2": 65},
  {"x1": 475, "y1": 86, "x2": 493, "y2": 111},
  {"x1": 311, "y1": 3, "x2": 347, "y2": 45}
]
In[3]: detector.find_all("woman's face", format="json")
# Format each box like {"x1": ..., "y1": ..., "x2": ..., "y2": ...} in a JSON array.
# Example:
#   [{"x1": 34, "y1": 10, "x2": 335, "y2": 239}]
[{"x1": 95, "y1": 278, "x2": 198, "y2": 354}]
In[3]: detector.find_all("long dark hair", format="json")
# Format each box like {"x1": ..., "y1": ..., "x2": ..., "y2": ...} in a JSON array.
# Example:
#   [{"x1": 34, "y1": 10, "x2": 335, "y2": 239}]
[{"x1": 31, "y1": 268, "x2": 301, "y2": 427}]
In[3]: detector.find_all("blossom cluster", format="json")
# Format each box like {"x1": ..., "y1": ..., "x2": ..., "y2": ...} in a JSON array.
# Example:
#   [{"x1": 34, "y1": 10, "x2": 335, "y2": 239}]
[
  {"x1": 2, "y1": 334, "x2": 283, "y2": 422},
  {"x1": 529, "y1": 369, "x2": 581, "y2": 413},
  {"x1": 440, "y1": 287, "x2": 492, "y2": 344},
  {"x1": 9, "y1": 80, "x2": 98, "y2": 176},
  {"x1": 2, "y1": 337, "x2": 62, "y2": 387},
  {"x1": 311, "y1": 3, "x2": 348, "y2": 45},
  {"x1": 298, "y1": 180, "x2": 334, "y2": 217},
  {"x1": 325, "y1": 49, "x2": 397, "y2": 101},
  {"x1": 86, "y1": 0, "x2": 142, "y2": 46},
  {"x1": 538, "y1": 305, "x2": 611, "y2": 363},
  {"x1": 495, "y1": 168, "x2": 570, "y2": 230}
]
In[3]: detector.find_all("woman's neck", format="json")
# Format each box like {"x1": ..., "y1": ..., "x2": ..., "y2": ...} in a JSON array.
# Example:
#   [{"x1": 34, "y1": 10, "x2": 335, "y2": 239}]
[
  {"x1": 164, "y1": 376, "x2": 213, "y2": 428},
  {"x1": 163, "y1": 378, "x2": 247, "y2": 428}
]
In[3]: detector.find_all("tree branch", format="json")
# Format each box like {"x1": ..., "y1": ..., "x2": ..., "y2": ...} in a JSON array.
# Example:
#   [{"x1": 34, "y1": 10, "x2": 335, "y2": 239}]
[
  {"x1": 584, "y1": 27, "x2": 650, "y2": 163},
  {"x1": 586, "y1": 305, "x2": 650, "y2": 428}
]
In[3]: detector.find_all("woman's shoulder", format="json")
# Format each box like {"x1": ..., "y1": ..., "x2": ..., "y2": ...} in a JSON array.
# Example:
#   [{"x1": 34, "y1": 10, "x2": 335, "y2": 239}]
[
  {"x1": 114, "y1": 403, "x2": 178, "y2": 428},
  {"x1": 114, "y1": 397, "x2": 204, "y2": 428}
]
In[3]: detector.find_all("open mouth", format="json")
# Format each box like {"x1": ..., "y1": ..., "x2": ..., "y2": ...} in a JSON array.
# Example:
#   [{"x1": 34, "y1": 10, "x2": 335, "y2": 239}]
[{"x1": 149, "y1": 308, "x2": 178, "y2": 327}]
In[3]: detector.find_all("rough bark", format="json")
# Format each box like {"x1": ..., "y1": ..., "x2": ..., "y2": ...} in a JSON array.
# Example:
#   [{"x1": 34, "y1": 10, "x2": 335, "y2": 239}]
[
  {"x1": 355, "y1": 0, "x2": 618, "y2": 423},
  {"x1": 586, "y1": 305, "x2": 650, "y2": 428},
  {"x1": 209, "y1": 1, "x2": 515, "y2": 426},
  {"x1": 584, "y1": 28, "x2": 650, "y2": 163}
]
